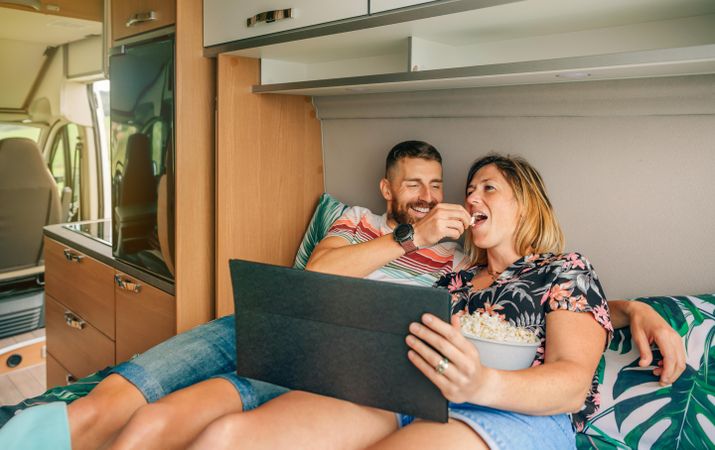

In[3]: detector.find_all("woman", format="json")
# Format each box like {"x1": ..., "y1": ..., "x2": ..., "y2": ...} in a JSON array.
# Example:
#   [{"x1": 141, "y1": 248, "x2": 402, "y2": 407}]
[{"x1": 189, "y1": 153, "x2": 611, "y2": 449}]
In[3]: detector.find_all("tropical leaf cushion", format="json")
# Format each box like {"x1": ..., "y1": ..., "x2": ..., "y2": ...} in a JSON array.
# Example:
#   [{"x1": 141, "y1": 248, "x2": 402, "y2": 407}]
[
  {"x1": 578, "y1": 294, "x2": 715, "y2": 450},
  {"x1": 292, "y1": 193, "x2": 349, "y2": 269}
]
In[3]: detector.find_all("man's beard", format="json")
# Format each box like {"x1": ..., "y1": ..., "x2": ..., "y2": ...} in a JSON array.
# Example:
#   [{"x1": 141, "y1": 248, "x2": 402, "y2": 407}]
[{"x1": 388, "y1": 199, "x2": 437, "y2": 225}]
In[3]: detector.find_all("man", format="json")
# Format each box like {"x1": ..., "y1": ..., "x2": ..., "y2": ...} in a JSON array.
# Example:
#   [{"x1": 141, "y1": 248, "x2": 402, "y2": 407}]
[{"x1": 68, "y1": 141, "x2": 684, "y2": 449}]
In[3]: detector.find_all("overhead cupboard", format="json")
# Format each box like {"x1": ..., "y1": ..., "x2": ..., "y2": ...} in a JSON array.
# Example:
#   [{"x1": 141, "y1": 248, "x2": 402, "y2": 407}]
[
  {"x1": 203, "y1": 0, "x2": 715, "y2": 95},
  {"x1": 203, "y1": 0, "x2": 438, "y2": 47}
]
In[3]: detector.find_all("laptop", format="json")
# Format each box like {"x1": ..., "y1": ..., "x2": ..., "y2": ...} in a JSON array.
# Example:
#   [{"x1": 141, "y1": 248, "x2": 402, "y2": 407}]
[{"x1": 229, "y1": 259, "x2": 450, "y2": 422}]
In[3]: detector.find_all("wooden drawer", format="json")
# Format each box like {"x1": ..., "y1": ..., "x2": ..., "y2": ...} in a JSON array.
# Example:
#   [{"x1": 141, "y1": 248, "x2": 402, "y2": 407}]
[
  {"x1": 112, "y1": 0, "x2": 176, "y2": 42},
  {"x1": 204, "y1": 0, "x2": 367, "y2": 46},
  {"x1": 115, "y1": 272, "x2": 176, "y2": 363},
  {"x1": 45, "y1": 295, "x2": 115, "y2": 380},
  {"x1": 44, "y1": 238, "x2": 115, "y2": 339},
  {"x1": 46, "y1": 353, "x2": 73, "y2": 390}
]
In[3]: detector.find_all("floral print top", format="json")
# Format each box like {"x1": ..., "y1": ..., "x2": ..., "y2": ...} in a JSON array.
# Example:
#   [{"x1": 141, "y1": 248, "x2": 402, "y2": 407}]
[{"x1": 435, "y1": 252, "x2": 614, "y2": 431}]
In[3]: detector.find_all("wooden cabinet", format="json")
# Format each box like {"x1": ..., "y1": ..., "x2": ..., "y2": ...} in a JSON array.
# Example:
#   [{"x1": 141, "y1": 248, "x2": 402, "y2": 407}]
[
  {"x1": 203, "y1": 0, "x2": 367, "y2": 46},
  {"x1": 44, "y1": 239, "x2": 115, "y2": 339},
  {"x1": 44, "y1": 237, "x2": 177, "y2": 388},
  {"x1": 115, "y1": 271, "x2": 175, "y2": 362},
  {"x1": 45, "y1": 296, "x2": 114, "y2": 381},
  {"x1": 1, "y1": 0, "x2": 102, "y2": 21},
  {"x1": 112, "y1": 0, "x2": 176, "y2": 42},
  {"x1": 42, "y1": 0, "x2": 102, "y2": 21},
  {"x1": 46, "y1": 353, "x2": 73, "y2": 388}
]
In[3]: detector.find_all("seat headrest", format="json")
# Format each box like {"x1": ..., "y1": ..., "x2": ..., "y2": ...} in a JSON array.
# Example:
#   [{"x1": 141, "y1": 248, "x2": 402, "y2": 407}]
[{"x1": 0, "y1": 138, "x2": 54, "y2": 190}]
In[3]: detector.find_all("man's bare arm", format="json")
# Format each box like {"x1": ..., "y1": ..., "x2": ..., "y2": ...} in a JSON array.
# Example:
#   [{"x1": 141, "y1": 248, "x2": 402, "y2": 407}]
[
  {"x1": 306, "y1": 204, "x2": 472, "y2": 278},
  {"x1": 305, "y1": 235, "x2": 405, "y2": 278}
]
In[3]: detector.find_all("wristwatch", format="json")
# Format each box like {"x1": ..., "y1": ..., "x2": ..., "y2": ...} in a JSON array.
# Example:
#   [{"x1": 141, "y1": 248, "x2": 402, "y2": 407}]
[{"x1": 393, "y1": 223, "x2": 418, "y2": 254}]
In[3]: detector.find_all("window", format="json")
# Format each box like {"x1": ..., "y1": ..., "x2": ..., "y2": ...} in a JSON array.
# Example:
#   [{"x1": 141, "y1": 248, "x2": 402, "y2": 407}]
[
  {"x1": 48, "y1": 123, "x2": 85, "y2": 222},
  {"x1": 0, "y1": 123, "x2": 41, "y2": 142}
]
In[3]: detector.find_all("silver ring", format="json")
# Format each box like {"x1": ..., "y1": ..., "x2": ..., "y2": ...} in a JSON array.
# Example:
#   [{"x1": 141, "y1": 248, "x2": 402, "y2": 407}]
[{"x1": 435, "y1": 357, "x2": 449, "y2": 374}]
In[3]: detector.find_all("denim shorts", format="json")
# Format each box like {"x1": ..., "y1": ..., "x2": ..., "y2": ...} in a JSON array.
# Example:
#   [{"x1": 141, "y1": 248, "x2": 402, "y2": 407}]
[
  {"x1": 110, "y1": 315, "x2": 288, "y2": 411},
  {"x1": 397, "y1": 403, "x2": 575, "y2": 450}
]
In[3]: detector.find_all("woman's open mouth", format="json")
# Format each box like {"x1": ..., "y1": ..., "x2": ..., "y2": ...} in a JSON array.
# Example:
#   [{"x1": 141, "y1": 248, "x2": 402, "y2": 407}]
[{"x1": 471, "y1": 212, "x2": 488, "y2": 227}]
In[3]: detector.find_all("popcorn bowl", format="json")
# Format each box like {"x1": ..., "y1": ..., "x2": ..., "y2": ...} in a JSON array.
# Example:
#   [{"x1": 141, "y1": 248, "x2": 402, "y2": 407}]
[{"x1": 463, "y1": 332, "x2": 539, "y2": 371}]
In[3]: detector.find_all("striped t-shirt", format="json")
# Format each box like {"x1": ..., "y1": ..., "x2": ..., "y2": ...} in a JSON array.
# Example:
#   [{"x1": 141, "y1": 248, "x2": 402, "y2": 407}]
[{"x1": 325, "y1": 206, "x2": 465, "y2": 287}]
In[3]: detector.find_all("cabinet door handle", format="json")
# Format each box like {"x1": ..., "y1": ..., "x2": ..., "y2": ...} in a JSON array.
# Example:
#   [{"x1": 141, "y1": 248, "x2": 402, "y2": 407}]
[
  {"x1": 115, "y1": 274, "x2": 142, "y2": 293},
  {"x1": 66, "y1": 373, "x2": 77, "y2": 384},
  {"x1": 246, "y1": 8, "x2": 293, "y2": 27},
  {"x1": 64, "y1": 311, "x2": 86, "y2": 330},
  {"x1": 63, "y1": 249, "x2": 85, "y2": 262},
  {"x1": 126, "y1": 10, "x2": 157, "y2": 27}
]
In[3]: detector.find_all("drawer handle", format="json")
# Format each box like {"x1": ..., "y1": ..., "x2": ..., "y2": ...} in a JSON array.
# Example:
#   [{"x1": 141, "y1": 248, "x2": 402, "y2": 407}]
[
  {"x1": 115, "y1": 274, "x2": 142, "y2": 293},
  {"x1": 63, "y1": 249, "x2": 85, "y2": 263},
  {"x1": 126, "y1": 10, "x2": 157, "y2": 27},
  {"x1": 64, "y1": 311, "x2": 86, "y2": 330},
  {"x1": 247, "y1": 8, "x2": 293, "y2": 27},
  {"x1": 66, "y1": 373, "x2": 77, "y2": 384}
]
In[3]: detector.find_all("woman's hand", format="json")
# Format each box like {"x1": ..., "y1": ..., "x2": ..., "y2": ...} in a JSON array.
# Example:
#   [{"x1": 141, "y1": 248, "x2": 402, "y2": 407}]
[
  {"x1": 405, "y1": 313, "x2": 494, "y2": 404},
  {"x1": 627, "y1": 301, "x2": 686, "y2": 386}
]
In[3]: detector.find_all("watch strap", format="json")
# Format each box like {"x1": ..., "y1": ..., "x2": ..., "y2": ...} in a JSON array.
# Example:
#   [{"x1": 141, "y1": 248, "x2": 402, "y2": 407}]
[{"x1": 399, "y1": 238, "x2": 418, "y2": 254}]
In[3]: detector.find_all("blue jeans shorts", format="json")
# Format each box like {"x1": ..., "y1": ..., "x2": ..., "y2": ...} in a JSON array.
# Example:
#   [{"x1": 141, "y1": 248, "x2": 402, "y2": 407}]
[
  {"x1": 397, "y1": 403, "x2": 576, "y2": 450},
  {"x1": 110, "y1": 315, "x2": 288, "y2": 411}
]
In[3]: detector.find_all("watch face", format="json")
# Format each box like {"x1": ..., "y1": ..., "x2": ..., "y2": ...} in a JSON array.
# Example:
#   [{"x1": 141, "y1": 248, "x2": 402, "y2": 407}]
[{"x1": 394, "y1": 223, "x2": 413, "y2": 241}]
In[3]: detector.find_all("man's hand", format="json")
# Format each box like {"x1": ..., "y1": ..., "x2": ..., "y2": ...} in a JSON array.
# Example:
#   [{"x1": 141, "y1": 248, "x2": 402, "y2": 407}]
[
  {"x1": 412, "y1": 203, "x2": 472, "y2": 248},
  {"x1": 627, "y1": 301, "x2": 686, "y2": 386}
]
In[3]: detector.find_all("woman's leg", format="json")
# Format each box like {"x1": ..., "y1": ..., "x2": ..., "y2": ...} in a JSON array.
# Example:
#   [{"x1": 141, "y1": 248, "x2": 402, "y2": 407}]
[
  {"x1": 109, "y1": 378, "x2": 243, "y2": 450},
  {"x1": 365, "y1": 419, "x2": 489, "y2": 450},
  {"x1": 188, "y1": 391, "x2": 398, "y2": 450}
]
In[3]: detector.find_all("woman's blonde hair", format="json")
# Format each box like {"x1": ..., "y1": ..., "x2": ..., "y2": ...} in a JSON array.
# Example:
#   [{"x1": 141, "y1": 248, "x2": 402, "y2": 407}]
[{"x1": 463, "y1": 153, "x2": 565, "y2": 266}]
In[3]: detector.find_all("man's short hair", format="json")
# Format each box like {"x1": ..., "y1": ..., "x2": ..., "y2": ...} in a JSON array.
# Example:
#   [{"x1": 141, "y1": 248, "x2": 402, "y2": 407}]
[{"x1": 385, "y1": 140, "x2": 442, "y2": 179}]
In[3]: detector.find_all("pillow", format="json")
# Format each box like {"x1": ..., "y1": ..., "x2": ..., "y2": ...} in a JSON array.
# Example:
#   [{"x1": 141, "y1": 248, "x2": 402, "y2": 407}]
[
  {"x1": 0, "y1": 402, "x2": 70, "y2": 449},
  {"x1": 292, "y1": 193, "x2": 349, "y2": 270},
  {"x1": 579, "y1": 294, "x2": 715, "y2": 449}
]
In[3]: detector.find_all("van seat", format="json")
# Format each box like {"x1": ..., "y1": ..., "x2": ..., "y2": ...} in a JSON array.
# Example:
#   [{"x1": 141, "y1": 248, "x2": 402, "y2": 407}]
[{"x1": 0, "y1": 137, "x2": 61, "y2": 283}]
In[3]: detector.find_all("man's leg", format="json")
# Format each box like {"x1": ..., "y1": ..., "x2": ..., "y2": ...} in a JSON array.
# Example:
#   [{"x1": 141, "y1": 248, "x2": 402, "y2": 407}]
[
  {"x1": 68, "y1": 375, "x2": 146, "y2": 450},
  {"x1": 67, "y1": 315, "x2": 237, "y2": 449}
]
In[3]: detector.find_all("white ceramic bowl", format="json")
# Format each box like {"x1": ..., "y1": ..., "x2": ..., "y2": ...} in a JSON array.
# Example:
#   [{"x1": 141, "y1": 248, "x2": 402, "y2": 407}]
[{"x1": 463, "y1": 332, "x2": 539, "y2": 371}]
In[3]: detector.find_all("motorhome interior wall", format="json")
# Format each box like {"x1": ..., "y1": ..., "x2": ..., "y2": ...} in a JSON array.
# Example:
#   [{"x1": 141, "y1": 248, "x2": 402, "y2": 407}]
[{"x1": 314, "y1": 74, "x2": 715, "y2": 299}]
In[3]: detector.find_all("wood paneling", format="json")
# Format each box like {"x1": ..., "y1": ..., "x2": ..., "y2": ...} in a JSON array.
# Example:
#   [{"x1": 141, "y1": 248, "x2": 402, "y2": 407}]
[
  {"x1": 111, "y1": 0, "x2": 175, "y2": 42},
  {"x1": 44, "y1": 238, "x2": 115, "y2": 339},
  {"x1": 0, "y1": 0, "x2": 102, "y2": 21},
  {"x1": 45, "y1": 296, "x2": 114, "y2": 380},
  {"x1": 115, "y1": 271, "x2": 176, "y2": 363},
  {"x1": 44, "y1": 0, "x2": 102, "y2": 21},
  {"x1": 215, "y1": 55, "x2": 324, "y2": 316},
  {"x1": 174, "y1": 0, "x2": 216, "y2": 332}
]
